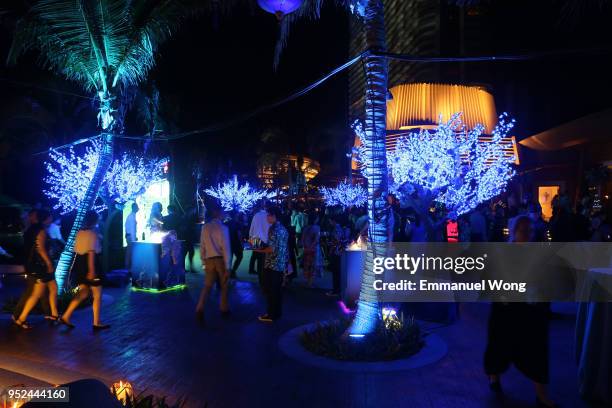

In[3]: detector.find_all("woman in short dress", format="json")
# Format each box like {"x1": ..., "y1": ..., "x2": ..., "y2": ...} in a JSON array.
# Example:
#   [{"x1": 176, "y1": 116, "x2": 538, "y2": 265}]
[
  {"x1": 13, "y1": 210, "x2": 59, "y2": 329},
  {"x1": 60, "y1": 210, "x2": 110, "y2": 330}
]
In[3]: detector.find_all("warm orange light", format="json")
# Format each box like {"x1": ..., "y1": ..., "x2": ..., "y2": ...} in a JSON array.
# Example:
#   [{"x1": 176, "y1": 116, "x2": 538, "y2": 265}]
[
  {"x1": 538, "y1": 186, "x2": 560, "y2": 221},
  {"x1": 111, "y1": 380, "x2": 134, "y2": 405},
  {"x1": 386, "y1": 83, "x2": 498, "y2": 133}
]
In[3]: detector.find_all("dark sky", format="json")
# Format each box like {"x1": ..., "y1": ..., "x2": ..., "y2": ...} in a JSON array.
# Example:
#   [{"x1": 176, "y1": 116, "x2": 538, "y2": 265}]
[
  {"x1": 150, "y1": 3, "x2": 350, "y2": 182},
  {"x1": 0, "y1": 2, "x2": 350, "y2": 203},
  {"x1": 1, "y1": 0, "x2": 612, "y2": 205}
]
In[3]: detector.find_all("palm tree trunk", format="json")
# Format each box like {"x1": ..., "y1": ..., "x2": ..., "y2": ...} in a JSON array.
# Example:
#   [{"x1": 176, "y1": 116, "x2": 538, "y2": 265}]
[
  {"x1": 348, "y1": 0, "x2": 389, "y2": 336},
  {"x1": 55, "y1": 133, "x2": 113, "y2": 293}
]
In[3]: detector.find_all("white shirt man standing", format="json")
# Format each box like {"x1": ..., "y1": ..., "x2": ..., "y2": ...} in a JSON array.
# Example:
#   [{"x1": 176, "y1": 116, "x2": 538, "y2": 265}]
[
  {"x1": 196, "y1": 205, "x2": 231, "y2": 325},
  {"x1": 125, "y1": 203, "x2": 138, "y2": 269},
  {"x1": 248, "y1": 203, "x2": 269, "y2": 278}
]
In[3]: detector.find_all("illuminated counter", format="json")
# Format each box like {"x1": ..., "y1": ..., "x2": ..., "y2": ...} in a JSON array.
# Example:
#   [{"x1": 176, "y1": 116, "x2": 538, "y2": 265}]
[{"x1": 130, "y1": 239, "x2": 186, "y2": 291}]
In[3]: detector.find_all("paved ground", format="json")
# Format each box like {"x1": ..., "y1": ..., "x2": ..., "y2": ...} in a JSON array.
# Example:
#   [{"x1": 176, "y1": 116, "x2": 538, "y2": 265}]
[{"x1": 0, "y1": 253, "x2": 600, "y2": 408}]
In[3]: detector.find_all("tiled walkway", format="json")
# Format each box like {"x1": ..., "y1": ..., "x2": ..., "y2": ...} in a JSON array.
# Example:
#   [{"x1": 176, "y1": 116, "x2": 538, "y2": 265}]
[{"x1": 0, "y1": 255, "x2": 597, "y2": 408}]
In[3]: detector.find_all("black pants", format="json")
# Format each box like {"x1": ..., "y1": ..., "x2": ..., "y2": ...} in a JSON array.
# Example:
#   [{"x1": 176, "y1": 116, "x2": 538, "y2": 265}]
[
  {"x1": 231, "y1": 246, "x2": 243, "y2": 276},
  {"x1": 13, "y1": 276, "x2": 50, "y2": 319},
  {"x1": 262, "y1": 268, "x2": 283, "y2": 319},
  {"x1": 249, "y1": 251, "x2": 265, "y2": 282},
  {"x1": 329, "y1": 254, "x2": 341, "y2": 294}
]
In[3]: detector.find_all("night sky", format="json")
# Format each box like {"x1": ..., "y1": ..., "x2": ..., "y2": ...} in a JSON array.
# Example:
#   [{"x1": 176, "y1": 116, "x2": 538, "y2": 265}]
[{"x1": 1, "y1": 0, "x2": 611, "y2": 206}]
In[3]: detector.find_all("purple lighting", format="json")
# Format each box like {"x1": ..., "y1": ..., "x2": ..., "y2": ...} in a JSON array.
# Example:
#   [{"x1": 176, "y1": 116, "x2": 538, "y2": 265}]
[
  {"x1": 257, "y1": 0, "x2": 303, "y2": 18},
  {"x1": 338, "y1": 300, "x2": 355, "y2": 315}
]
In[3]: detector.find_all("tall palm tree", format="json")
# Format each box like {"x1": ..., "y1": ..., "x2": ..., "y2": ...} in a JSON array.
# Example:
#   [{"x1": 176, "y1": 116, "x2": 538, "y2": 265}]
[
  {"x1": 274, "y1": 0, "x2": 389, "y2": 335},
  {"x1": 7, "y1": 0, "x2": 194, "y2": 292}
]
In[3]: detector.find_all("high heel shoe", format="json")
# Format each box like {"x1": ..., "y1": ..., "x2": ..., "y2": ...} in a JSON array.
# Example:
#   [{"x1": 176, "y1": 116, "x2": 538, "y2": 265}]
[{"x1": 13, "y1": 318, "x2": 32, "y2": 329}]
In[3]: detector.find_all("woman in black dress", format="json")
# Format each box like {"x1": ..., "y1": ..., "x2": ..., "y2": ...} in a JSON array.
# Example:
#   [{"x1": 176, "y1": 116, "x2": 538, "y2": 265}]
[
  {"x1": 60, "y1": 211, "x2": 109, "y2": 330},
  {"x1": 13, "y1": 210, "x2": 59, "y2": 329},
  {"x1": 484, "y1": 215, "x2": 555, "y2": 407}
]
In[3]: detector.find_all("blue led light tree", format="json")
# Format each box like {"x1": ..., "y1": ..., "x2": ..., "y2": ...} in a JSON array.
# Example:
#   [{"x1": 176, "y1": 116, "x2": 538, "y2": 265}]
[
  {"x1": 44, "y1": 142, "x2": 164, "y2": 214},
  {"x1": 320, "y1": 180, "x2": 368, "y2": 209},
  {"x1": 385, "y1": 113, "x2": 516, "y2": 218},
  {"x1": 8, "y1": 1, "x2": 192, "y2": 291},
  {"x1": 205, "y1": 175, "x2": 274, "y2": 213}
]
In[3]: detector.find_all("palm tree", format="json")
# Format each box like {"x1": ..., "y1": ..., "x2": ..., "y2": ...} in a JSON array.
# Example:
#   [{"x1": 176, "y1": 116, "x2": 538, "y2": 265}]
[
  {"x1": 273, "y1": 0, "x2": 389, "y2": 335},
  {"x1": 7, "y1": 0, "x2": 194, "y2": 292}
]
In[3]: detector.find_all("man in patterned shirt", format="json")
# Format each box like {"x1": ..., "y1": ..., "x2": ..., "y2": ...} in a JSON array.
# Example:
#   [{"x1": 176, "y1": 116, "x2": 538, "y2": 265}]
[{"x1": 254, "y1": 205, "x2": 288, "y2": 322}]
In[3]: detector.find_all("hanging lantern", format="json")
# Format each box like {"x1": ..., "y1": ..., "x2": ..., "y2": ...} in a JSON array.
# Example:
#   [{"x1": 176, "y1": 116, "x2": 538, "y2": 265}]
[
  {"x1": 110, "y1": 380, "x2": 134, "y2": 405},
  {"x1": 257, "y1": 0, "x2": 303, "y2": 20}
]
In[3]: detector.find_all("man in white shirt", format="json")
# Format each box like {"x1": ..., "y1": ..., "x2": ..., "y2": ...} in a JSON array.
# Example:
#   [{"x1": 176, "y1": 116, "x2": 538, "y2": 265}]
[
  {"x1": 248, "y1": 202, "x2": 269, "y2": 279},
  {"x1": 124, "y1": 203, "x2": 139, "y2": 269},
  {"x1": 196, "y1": 205, "x2": 231, "y2": 325}
]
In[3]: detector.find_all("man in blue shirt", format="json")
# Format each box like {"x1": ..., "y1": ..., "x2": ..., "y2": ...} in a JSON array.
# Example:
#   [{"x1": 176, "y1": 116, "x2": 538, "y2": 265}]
[{"x1": 254, "y1": 206, "x2": 288, "y2": 322}]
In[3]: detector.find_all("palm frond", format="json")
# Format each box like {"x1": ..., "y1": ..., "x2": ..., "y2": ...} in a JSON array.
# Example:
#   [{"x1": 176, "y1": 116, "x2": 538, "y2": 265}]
[{"x1": 7, "y1": 0, "x2": 197, "y2": 94}]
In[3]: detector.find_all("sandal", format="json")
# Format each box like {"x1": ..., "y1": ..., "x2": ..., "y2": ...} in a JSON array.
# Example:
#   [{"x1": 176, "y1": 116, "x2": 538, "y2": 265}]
[
  {"x1": 13, "y1": 319, "x2": 32, "y2": 330},
  {"x1": 44, "y1": 315, "x2": 59, "y2": 322},
  {"x1": 59, "y1": 317, "x2": 75, "y2": 329},
  {"x1": 92, "y1": 324, "x2": 111, "y2": 331}
]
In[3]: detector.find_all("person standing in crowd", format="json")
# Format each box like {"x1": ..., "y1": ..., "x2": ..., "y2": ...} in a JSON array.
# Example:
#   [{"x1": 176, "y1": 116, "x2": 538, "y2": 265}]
[
  {"x1": 124, "y1": 203, "x2": 139, "y2": 269},
  {"x1": 196, "y1": 205, "x2": 231, "y2": 325},
  {"x1": 61, "y1": 211, "x2": 109, "y2": 330},
  {"x1": 484, "y1": 215, "x2": 555, "y2": 407},
  {"x1": 249, "y1": 201, "x2": 269, "y2": 280},
  {"x1": 225, "y1": 211, "x2": 244, "y2": 279},
  {"x1": 302, "y1": 212, "x2": 322, "y2": 287},
  {"x1": 469, "y1": 205, "x2": 489, "y2": 242},
  {"x1": 46, "y1": 215, "x2": 65, "y2": 263},
  {"x1": 163, "y1": 205, "x2": 181, "y2": 233},
  {"x1": 254, "y1": 206, "x2": 288, "y2": 322},
  {"x1": 13, "y1": 210, "x2": 58, "y2": 329},
  {"x1": 182, "y1": 207, "x2": 199, "y2": 272},
  {"x1": 291, "y1": 206, "x2": 307, "y2": 244},
  {"x1": 148, "y1": 202, "x2": 164, "y2": 234},
  {"x1": 528, "y1": 202, "x2": 549, "y2": 242},
  {"x1": 326, "y1": 215, "x2": 346, "y2": 297}
]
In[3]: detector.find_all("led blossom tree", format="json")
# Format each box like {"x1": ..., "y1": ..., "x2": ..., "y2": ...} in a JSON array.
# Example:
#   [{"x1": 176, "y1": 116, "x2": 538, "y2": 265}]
[
  {"x1": 44, "y1": 142, "x2": 164, "y2": 213},
  {"x1": 356, "y1": 113, "x2": 516, "y2": 218},
  {"x1": 205, "y1": 175, "x2": 274, "y2": 213},
  {"x1": 8, "y1": 0, "x2": 194, "y2": 291},
  {"x1": 320, "y1": 180, "x2": 368, "y2": 209}
]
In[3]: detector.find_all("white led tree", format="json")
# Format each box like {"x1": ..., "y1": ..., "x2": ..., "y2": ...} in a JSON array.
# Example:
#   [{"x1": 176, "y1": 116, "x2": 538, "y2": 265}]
[
  {"x1": 357, "y1": 113, "x2": 516, "y2": 218},
  {"x1": 44, "y1": 141, "x2": 164, "y2": 214},
  {"x1": 320, "y1": 180, "x2": 368, "y2": 209},
  {"x1": 205, "y1": 175, "x2": 274, "y2": 213}
]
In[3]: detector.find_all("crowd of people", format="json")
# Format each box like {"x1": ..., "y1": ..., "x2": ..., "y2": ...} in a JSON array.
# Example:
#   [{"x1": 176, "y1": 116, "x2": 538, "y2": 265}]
[{"x1": 6, "y1": 189, "x2": 612, "y2": 407}]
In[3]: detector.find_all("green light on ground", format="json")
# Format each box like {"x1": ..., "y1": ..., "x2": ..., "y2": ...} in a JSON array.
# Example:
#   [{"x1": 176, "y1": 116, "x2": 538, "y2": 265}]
[{"x1": 131, "y1": 284, "x2": 187, "y2": 294}]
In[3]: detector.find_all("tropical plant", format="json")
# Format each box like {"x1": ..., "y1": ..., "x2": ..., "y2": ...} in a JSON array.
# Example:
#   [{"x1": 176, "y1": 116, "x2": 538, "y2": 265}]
[
  {"x1": 7, "y1": 0, "x2": 194, "y2": 292},
  {"x1": 275, "y1": 0, "x2": 389, "y2": 336}
]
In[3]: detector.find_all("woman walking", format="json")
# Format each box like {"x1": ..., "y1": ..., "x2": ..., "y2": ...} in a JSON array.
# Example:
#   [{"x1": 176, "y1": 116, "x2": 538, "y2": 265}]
[
  {"x1": 13, "y1": 210, "x2": 59, "y2": 329},
  {"x1": 60, "y1": 211, "x2": 110, "y2": 330},
  {"x1": 484, "y1": 215, "x2": 555, "y2": 407}
]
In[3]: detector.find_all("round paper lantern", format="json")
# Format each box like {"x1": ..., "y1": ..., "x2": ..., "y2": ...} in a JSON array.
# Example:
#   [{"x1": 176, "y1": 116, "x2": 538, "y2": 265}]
[{"x1": 257, "y1": 0, "x2": 303, "y2": 19}]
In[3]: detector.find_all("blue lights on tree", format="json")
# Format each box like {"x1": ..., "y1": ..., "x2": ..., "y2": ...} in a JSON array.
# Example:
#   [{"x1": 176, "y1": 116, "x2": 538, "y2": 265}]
[
  {"x1": 320, "y1": 180, "x2": 368, "y2": 209},
  {"x1": 205, "y1": 175, "x2": 274, "y2": 213},
  {"x1": 356, "y1": 113, "x2": 516, "y2": 217},
  {"x1": 44, "y1": 141, "x2": 164, "y2": 214}
]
